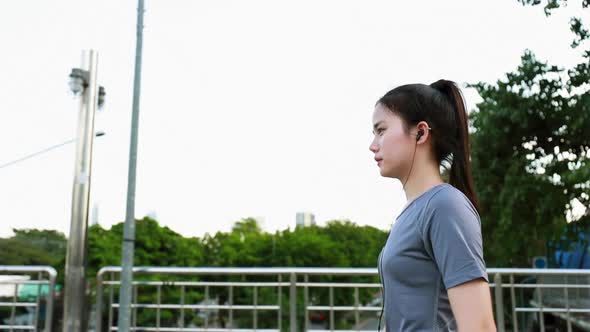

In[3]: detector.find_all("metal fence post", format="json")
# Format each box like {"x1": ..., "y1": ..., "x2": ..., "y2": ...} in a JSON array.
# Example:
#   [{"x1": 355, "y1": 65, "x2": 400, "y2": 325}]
[
  {"x1": 329, "y1": 286, "x2": 334, "y2": 331},
  {"x1": 46, "y1": 268, "x2": 57, "y2": 332},
  {"x1": 304, "y1": 275, "x2": 309, "y2": 332},
  {"x1": 96, "y1": 271, "x2": 103, "y2": 332},
  {"x1": 290, "y1": 272, "x2": 297, "y2": 332},
  {"x1": 494, "y1": 273, "x2": 505, "y2": 332},
  {"x1": 277, "y1": 275, "x2": 282, "y2": 331},
  {"x1": 509, "y1": 274, "x2": 518, "y2": 331}
]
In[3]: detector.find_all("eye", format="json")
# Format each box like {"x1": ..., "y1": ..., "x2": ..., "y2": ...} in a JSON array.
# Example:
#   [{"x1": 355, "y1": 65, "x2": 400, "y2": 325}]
[{"x1": 376, "y1": 127, "x2": 385, "y2": 136}]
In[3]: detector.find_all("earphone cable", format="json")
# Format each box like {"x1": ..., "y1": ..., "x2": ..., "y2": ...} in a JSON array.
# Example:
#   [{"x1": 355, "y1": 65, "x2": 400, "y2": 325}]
[
  {"x1": 378, "y1": 135, "x2": 420, "y2": 331},
  {"x1": 377, "y1": 249, "x2": 385, "y2": 331},
  {"x1": 402, "y1": 139, "x2": 419, "y2": 190}
]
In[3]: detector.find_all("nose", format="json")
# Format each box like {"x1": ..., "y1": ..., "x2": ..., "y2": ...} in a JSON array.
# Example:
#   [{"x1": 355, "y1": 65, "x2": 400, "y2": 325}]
[{"x1": 369, "y1": 140, "x2": 379, "y2": 153}]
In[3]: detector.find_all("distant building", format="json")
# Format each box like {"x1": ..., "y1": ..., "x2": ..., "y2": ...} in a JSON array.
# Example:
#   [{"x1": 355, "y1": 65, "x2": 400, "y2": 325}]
[
  {"x1": 253, "y1": 216, "x2": 265, "y2": 228},
  {"x1": 91, "y1": 204, "x2": 99, "y2": 226},
  {"x1": 296, "y1": 212, "x2": 316, "y2": 228},
  {"x1": 146, "y1": 210, "x2": 158, "y2": 220}
]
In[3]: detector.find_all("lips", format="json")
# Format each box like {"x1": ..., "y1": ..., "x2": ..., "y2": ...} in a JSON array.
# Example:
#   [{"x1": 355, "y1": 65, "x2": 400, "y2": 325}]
[{"x1": 375, "y1": 157, "x2": 382, "y2": 166}]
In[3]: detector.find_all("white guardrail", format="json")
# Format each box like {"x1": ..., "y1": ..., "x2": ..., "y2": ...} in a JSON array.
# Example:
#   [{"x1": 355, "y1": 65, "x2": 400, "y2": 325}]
[
  {"x1": 0, "y1": 266, "x2": 57, "y2": 332},
  {"x1": 94, "y1": 267, "x2": 590, "y2": 332},
  {"x1": 2, "y1": 266, "x2": 587, "y2": 331}
]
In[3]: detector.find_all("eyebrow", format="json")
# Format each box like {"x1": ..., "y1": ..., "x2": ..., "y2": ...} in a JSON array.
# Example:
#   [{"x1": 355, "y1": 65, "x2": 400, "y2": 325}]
[{"x1": 373, "y1": 121, "x2": 384, "y2": 132}]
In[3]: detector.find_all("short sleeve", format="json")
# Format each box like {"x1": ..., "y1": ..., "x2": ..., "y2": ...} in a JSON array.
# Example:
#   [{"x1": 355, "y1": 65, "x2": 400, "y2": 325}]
[{"x1": 419, "y1": 188, "x2": 488, "y2": 289}]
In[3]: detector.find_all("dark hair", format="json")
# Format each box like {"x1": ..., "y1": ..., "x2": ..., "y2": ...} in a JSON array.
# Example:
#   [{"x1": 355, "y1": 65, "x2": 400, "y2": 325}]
[{"x1": 377, "y1": 79, "x2": 479, "y2": 212}]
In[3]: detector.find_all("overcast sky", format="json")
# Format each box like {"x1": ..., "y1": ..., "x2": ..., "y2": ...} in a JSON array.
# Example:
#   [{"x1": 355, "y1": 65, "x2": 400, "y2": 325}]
[{"x1": 0, "y1": 0, "x2": 584, "y2": 238}]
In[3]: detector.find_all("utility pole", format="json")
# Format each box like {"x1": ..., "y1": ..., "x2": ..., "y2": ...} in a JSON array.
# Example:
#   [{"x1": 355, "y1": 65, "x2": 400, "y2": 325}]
[
  {"x1": 63, "y1": 50, "x2": 102, "y2": 332},
  {"x1": 118, "y1": 0, "x2": 145, "y2": 330}
]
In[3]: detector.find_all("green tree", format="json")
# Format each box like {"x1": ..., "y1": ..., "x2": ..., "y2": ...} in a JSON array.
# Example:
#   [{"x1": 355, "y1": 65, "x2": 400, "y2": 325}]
[
  {"x1": 469, "y1": 0, "x2": 589, "y2": 266},
  {"x1": 203, "y1": 218, "x2": 272, "y2": 266},
  {"x1": 0, "y1": 238, "x2": 55, "y2": 266},
  {"x1": 322, "y1": 220, "x2": 388, "y2": 267},
  {"x1": 0, "y1": 229, "x2": 67, "y2": 283},
  {"x1": 88, "y1": 217, "x2": 205, "y2": 273},
  {"x1": 12, "y1": 229, "x2": 67, "y2": 258}
]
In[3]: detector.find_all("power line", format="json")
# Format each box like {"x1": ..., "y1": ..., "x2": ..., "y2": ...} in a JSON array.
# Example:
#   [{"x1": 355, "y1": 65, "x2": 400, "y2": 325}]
[{"x1": 0, "y1": 132, "x2": 104, "y2": 170}]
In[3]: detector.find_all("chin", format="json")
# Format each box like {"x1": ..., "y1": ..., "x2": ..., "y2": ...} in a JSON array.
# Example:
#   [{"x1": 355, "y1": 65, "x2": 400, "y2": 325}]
[
  {"x1": 379, "y1": 165, "x2": 402, "y2": 180},
  {"x1": 379, "y1": 168, "x2": 395, "y2": 178}
]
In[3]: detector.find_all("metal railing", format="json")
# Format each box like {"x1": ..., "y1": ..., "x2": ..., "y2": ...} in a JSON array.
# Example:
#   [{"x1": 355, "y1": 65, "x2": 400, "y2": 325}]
[
  {"x1": 95, "y1": 267, "x2": 590, "y2": 332},
  {"x1": 96, "y1": 267, "x2": 380, "y2": 332},
  {"x1": 489, "y1": 268, "x2": 590, "y2": 332},
  {"x1": 0, "y1": 266, "x2": 57, "y2": 332}
]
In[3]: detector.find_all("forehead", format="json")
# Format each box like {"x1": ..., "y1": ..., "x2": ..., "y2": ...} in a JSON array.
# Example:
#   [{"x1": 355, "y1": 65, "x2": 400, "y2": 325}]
[{"x1": 372, "y1": 103, "x2": 401, "y2": 124}]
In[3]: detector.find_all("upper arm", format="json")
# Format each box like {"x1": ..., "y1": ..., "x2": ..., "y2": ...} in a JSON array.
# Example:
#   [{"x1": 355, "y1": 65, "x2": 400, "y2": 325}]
[
  {"x1": 421, "y1": 191, "x2": 488, "y2": 288},
  {"x1": 420, "y1": 189, "x2": 495, "y2": 329},
  {"x1": 447, "y1": 278, "x2": 496, "y2": 331}
]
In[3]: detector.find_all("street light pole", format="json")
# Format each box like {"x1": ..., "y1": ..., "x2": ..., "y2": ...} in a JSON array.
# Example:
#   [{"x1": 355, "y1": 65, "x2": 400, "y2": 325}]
[
  {"x1": 62, "y1": 50, "x2": 100, "y2": 332},
  {"x1": 118, "y1": 0, "x2": 145, "y2": 330}
]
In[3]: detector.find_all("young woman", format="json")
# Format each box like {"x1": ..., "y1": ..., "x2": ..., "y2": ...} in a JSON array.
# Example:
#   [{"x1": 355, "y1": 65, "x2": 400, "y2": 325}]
[{"x1": 370, "y1": 80, "x2": 496, "y2": 331}]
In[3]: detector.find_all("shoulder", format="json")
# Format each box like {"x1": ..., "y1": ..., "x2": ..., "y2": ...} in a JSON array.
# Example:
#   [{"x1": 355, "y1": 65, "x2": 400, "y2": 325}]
[
  {"x1": 425, "y1": 184, "x2": 478, "y2": 217},
  {"x1": 419, "y1": 184, "x2": 481, "y2": 232}
]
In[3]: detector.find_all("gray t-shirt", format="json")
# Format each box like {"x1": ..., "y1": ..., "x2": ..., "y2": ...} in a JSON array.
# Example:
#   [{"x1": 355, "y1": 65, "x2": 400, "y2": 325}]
[{"x1": 378, "y1": 183, "x2": 488, "y2": 331}]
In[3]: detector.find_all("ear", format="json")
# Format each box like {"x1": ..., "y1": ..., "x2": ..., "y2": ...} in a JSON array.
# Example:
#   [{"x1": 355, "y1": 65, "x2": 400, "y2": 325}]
[{"x1": 415, "y1": 121, "x2": 432, "y2": 144}]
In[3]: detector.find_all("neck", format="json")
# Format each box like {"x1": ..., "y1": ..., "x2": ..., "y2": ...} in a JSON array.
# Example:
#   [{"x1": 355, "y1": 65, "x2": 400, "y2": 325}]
[{"x1": 403, "y1": 161, "x2": 444, "y2": 203}]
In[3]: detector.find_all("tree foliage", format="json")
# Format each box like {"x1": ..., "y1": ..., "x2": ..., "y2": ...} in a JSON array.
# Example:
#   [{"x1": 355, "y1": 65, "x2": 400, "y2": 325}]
[
  {"x1": 87, "y1": 217, "x2": 204, "y2": 278},
  {"x1": 0, "y1": 229, "x2": 66, "y2": 268},
  {"x1": 517, "y1": 0, "x2": 589, "y2": 15},
  {"x1": 470, "y1": 0, "x2": 590, "y2": 266}
]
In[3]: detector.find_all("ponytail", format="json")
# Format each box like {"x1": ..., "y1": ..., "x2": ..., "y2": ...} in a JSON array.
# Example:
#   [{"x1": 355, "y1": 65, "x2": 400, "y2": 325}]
[{"x1": 430, "y1": 80, "x2": 480, "y2": 212}]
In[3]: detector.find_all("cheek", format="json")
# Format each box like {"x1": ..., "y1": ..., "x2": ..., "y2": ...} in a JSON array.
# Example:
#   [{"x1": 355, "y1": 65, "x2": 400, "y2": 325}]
[
  {"x1": 382, "y1": 134, "x2": 400, "y2": 151},
  {"x1": 382, "y1": 133, "x2": 409, "y2": 157}
]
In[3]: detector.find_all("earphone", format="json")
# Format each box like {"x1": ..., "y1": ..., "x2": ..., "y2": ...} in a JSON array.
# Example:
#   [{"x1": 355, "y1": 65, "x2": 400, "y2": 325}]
[
  {"x1": 415, "y1": 126, "x2": 432, "y2": 141},
  {"x1": 416, "y1": 129, "x2": 424, "y2": 141}
]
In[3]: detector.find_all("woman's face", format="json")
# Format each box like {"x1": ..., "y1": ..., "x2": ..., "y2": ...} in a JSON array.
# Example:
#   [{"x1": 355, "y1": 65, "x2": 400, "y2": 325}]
[{"x1": 369, "y1": 103, "x2": 415, "y2": 179}]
